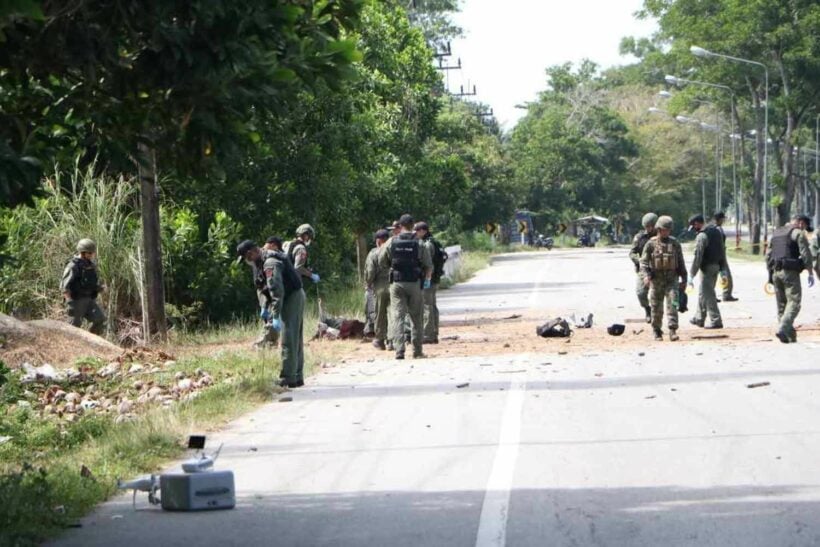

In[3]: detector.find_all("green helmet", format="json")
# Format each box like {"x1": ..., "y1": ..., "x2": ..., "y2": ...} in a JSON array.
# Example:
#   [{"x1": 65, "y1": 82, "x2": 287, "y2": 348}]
[
  {"x1": 656, "y1": 216, "x2": 674, "y2": 230},
  {"x1": 641, "y1": 213, "x2": 658, "y2": 228},
  {"x1": 295, "y1": 224, "x2": 315, "y2": 238},
  {"x1": 76, "y1": 238, "x2": 97, "y2": 253}
]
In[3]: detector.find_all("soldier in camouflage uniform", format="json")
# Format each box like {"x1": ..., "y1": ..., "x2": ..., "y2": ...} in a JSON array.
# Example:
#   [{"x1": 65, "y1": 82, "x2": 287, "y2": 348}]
[
  {"x1": 629, "y1": 212, "x2": 657, "y2": 323},
  {"x1": 284, "y1": 224, "x2": 320, "y2": 285},
  {"x1": 687, "y1": 214, "x2": 728, "y2": 329},
  {"x1": 60, "y1": 239, "x2": 106, "y2": 335},
  {"x1": 238, "y1": 240, "x2": 279, "y2": 349},
  {"x1": 640, "y1": 216, "x2": 687, "y2": 341},
  {"x1": 765, "y1": 214, "x2": 815, "y2": 343},
  {"x1": 365, "y1": 229, "x2": 392, "y2": 350}
]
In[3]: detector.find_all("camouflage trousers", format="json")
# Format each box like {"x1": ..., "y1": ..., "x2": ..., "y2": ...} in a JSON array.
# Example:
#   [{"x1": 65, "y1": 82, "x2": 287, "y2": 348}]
[
  {"x1": 773, "y1": 269, "x2": 802, "y2": 338},
  {"x1": 423, "y1": 283, "x2": 439, "y2": 341},
  {"x1": 649, "y1": 272, "x2": 680, "y2": 331},
  {"x1": 390, "y1": 281, "x2": 423, "y2": 356},
  {"x1": 66, "y1": 297, "x2": 106, "y2": 335},
  {"x1": 635, "y1": 272, "x2": 649, "y2": 309},
  {"x1": 694, "y1": 263, "x2": 722, "y2": 324}
]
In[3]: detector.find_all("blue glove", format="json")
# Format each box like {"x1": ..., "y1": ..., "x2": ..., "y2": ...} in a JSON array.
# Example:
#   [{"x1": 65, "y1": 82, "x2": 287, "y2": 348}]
[
  {"x1": 423, "y1": 279, "x2": 431, "y2": 289},
  {"x1": 720, "y1": 270, "x2": 728, "y2": 278},
  {"x1": 270, "y1": 317, "x2": 282, "y2": 332},
  {"x1": 310, "y1": 273, "x2": 320, "y2": 283},
  {"x1": 687, "y1": 275, "x2": 694, "y2": 288},
  {"x1": 809, "y1": 275, "x2": 815, "y2": 288},
  {"x1": 260, "y1": 307, "x2": 270, "y2": 322}
]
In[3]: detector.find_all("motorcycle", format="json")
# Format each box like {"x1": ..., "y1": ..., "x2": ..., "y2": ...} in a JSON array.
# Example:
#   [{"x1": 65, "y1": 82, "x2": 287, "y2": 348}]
[
  {"x1": 576, "y1": 232, "x2": 595, "y2": 247},
  {"x1": 534, "y1": 233, "x2": 554, "y2": 250}
]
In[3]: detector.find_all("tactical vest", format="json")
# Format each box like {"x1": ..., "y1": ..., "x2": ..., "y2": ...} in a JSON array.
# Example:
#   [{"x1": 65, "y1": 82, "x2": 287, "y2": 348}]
[
  {"x1": 769, "y1": 227, "x2": 802, "y2": 271},
  {"x1": 700, "y1": 225, "x2": 724, "y2": 266},
  {"x1": 651, "y1": 238, "x2": 678, "y2": 272},
  {"x1": 263, "y1": 250, "x2": 303, "y2": 294},
  {"x1": 286, "y1": 240, "x2": 306, "y2": 271},
  {"x1": 390, "y1": 233, "x2": 422, "y2": 283},
  {"x1": 428, "y1": 237, "x2": 447, "y2": 283},
  {"x1": 69, "y1": 257, "x2": 99, "y2": 299},
  {"x1": 636, "y1": 232, "x2": 651, "y2": 255}
]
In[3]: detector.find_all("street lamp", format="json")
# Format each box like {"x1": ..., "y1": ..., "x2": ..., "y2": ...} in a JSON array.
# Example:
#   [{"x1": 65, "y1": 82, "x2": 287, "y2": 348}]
[
  {"x1": 667, "y1": 74, "x2": 740, "y2": 243},
  {"x1": 690, "y1": 45, "x2": 769, "y2": 252},
  {"x1": 676, "y1": 115, "x2": 709, "y2": 216}
]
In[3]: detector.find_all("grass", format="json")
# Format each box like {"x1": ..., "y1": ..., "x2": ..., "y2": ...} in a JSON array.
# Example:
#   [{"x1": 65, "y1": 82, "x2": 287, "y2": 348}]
[{"x1": 0, "y1": 249, "x2": 495, "y2": 545}]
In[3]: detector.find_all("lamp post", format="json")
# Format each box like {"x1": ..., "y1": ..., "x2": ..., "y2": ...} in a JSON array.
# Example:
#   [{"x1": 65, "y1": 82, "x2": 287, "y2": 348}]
[
  {"x1": 676, "y1": 115, "x2": 708, "y2": 217},
  {"x1": 691, "y1": 45, "x2": 769, "y2": 252},
  {"x1": 666, "y1": 75, "x2": 741, "y2": 247},
  {"x1": 816, "y1": 114, "x2": 819, "y2": 228}
]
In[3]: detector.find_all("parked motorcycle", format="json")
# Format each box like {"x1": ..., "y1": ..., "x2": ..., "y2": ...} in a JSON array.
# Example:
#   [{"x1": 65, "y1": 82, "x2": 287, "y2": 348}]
[{"x1": 534, "y1": 233, "x2": 554, "y2": 250}]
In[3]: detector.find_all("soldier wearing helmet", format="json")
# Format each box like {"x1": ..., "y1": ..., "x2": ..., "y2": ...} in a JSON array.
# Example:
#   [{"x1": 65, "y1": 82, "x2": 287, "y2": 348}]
[
  {"x1": 60, "y1": 238, "x2": 106, "y2": 335},
  {"x1": 284, "y1": 224, "x2": 320, "y2": 285},
  {"x1": 629, "y1": 212, "x2": 658, "y2": 323},
  {"x1": 640, "y1": 216, "x2": 687, "y2": 341},
  {"x1": 712, "y1": 211, "x2": 738, "y2": 302},
  {"x1": 687, "y1": 214, "x2": 728, "y2": 329}
]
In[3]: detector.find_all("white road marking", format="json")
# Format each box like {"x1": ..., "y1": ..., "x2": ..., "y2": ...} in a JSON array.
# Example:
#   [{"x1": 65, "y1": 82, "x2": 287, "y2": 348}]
[{"x1": 474, "y1": 378, "x2": 527, "y2": 547}]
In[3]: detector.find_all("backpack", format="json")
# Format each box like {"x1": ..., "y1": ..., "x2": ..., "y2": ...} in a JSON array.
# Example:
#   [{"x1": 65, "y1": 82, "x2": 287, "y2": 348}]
[{"x1": 430, "y1": 238, "x2": 448, "y2": 283}]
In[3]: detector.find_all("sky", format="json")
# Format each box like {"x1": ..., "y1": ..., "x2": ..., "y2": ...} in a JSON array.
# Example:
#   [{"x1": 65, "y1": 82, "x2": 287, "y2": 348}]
[{"x1": 448, "y1": 0, "x2": 659, "y2": 129}]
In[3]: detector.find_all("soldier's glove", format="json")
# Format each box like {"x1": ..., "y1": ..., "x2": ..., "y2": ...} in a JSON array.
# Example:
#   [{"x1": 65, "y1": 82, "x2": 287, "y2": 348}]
[
  {"x1": 270, "y1": 317, "x2": 282, "y2": 332},
  {"x1": 260, "y1": 307, "x2": 271, "y2": 322},
  {"x1": 423, "y1": 279, "x2": 432, "y2": 289},
  {"x1": 687, "y1": 275, "x2": 694, "y2": 288},
  {"x1": 311, "y1": 273, "x2": 320, "y2": 283},
  {"x1": 809, "y1": 275, "x2": 815, "y2": 288}
]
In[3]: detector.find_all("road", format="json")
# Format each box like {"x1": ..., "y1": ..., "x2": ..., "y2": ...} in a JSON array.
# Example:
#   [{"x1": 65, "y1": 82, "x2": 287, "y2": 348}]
[{"x1": 56, "y1": 248, "x2": 820, "y2": 547}]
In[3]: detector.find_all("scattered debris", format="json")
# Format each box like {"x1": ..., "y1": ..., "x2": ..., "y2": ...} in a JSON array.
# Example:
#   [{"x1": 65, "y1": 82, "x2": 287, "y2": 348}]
[
  {"x1": 20, "y1": 363, "x2": 61, "y2": 383},
  {"x1": 624, "y1": 318, "x2": 645, "y2": 323},
  {"x1": 558, "y1": 351, "x2": 568, "y2": 355},
  {"x1": 607, "y1": 324, "x2": 625, "y2": 336},
  {"x1": 480, "y1": 363, "x2": 493, "y2": 367},
  {"x1": 638, "y1": 352, "x2": 645, "y2": 357},
  {"x1": 503, "y1": 343, "x2": 510, "y2": 348},
  {"x1": 498, "y1": 369, "x2": 526, "y2": 374},
  {"x1": 0, "y1": 436, "x2": 11, "y2": 445},
  {"x1": 632, "y1": 329, "x2": 644, "y2": 335},
  {"x1": 441, "y1": 335, "x2": 460, "y2": 341},
  {"x1": 692, "y1": 334, "x2": 729, "y2": 340},
  {"x1": 644, "y1": 395, "x2": 656, "y2": 400},
  {"x1": 594, "y1": 373, "x2": 603, "y2": 377},
  {"x1": 80, "y1": 465, "x2": 95, "y2": 480},
  {"x1": 569, "y1": 313, "x2": 593, "y2": 329},
  {"x1": 278, "y1": 396, "x2": 293, "y2": 402},
  {"x1": 502, "y1": 314, "x2": 522, "y2": 320},
  {"x1": 536, "y1": 318, "x2": 572, "y2": 338},
  {"x1": 456, "y1": 383, "x2": 469, "y2": 389},
  {"x1": 746, "y1": 382, "x2": 770, "y2": 389},
  {"x1": 248, "y1": 447, "x2": 258, "y2": 452}
]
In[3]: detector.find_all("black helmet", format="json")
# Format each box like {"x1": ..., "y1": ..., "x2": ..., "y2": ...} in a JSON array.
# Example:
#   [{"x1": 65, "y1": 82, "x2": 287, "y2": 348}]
[
  {"x1": 374, "y1": 229, "x2": 390, "y2": 241},
  {"x1": 236, "y1": 240, "x2": 256, "y2": 263},
  {"x1": 607, "y1": 324, "x2": 625, "y2": 336}
]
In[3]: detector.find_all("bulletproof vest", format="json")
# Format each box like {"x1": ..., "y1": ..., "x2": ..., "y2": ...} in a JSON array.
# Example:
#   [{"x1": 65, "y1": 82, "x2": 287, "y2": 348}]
[
  {"x1": 263, "y1": 250, "x2": 303, "y2": 295},
  {"x1": 390, "y1": 233, "x2": 422, "y2": 283},
  {"x1": 429, "y1": 237, "x2": 447, "y2": 283},
  {"x1": 286, "y1": 240, "x2": 306, "y2": 270},
  {"x1": 70, "y1": 257, "x2": 99, "y2": 298},
  {"x1": 700, "y1": 225, "x2": 724, "y2": 266},
  {"x1": 769, "y1": 227, "x2": 802, "y2": 271},
  {"x1": 651, "y1": 238, "x2": 678, "y2": 272}
]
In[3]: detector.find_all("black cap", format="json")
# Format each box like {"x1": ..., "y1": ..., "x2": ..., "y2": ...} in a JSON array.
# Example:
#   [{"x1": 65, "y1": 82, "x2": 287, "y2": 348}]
[
  {"x1": 794, "y1": 214, "x2": 813, "y2": 232},
  {"x1": 375, "y1": 229, "x2": 389, "y2": 241},
  {"x1": 399, "y1": 214, "x2": 414, "y2": 228},
  {"x1": 265, "y1": 236, "x2": 282, "y2": 246},
  {"x1": 713, "y1": 211, "x2": 726, "y2": 220},
  {"x1": 236, "y1": 240, "x2": 256, "y2": 263},
  {"x1": 688, "y1": 214, "x2": 705, "y2": 226},
  {"x1": 413, "y1": 221, "x2": 429, "y2": 232}
]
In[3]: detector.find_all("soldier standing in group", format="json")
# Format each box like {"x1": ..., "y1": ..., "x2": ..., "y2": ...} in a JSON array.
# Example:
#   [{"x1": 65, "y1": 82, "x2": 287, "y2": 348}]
[
  {"x1": 365, "y1": 229, "x2": 392, "y2": 350},
  {"x1": 263, "y1": 236, "x2": 283, "y2": 253},
  {"x1": 765, "y1": 214, "x2": 815, "y2": 343},
  {"x1": 284, "y1": 224, "x2": 320, "y2": 285},
  {"x1": 238, "y1": 240, "x2": 279, "y2": 349},
  {"x1": 712, "y1": 211, "x2": 738, "y2": 301},
  {"x1": 414, "y1": 221, "x2": 447, "y2": 344},
  {"x1": 640, "y1": 216, "x2": 687, "y2": 341},
  {"x1": 60, "y1": 238, "x2": 107, "y2": 335},
  {"x1": 237, "y1": 240, "x2": 306, "y2": 387},
  {"x1": 379, "y1": 214, "x2": 433, "y2": 360},
  {"x1": 629, "y1": 213, "x2": 657, "y2": 323},
  {"x1": 687, "y1": 214, "x2": 728, "y2": 329}
]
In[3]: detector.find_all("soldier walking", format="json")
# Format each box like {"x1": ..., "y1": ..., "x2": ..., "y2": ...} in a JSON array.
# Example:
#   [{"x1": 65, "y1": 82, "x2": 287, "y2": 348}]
[
  {"x1": 414, "y1": 221, "x2": 447, "y2": 344},
  {"x1": 687, "y1": 214, "x2": 727, "y2": 329},
  {"x1": 629, "y1": 213, "x2": 657, "y2": 323},
  {"x1": 765, "y1": 214, "x2": 815, "y2": 343},
  {"x1": 365, "y1": 229, "x2": 392, "y2": 350},
  {"x1": 379, "y1": 214, "x2": 433, "y2": 360},
  {"x1": 640, "y1": 216, "x2": 687, "y2": 341},
  {"x1": 60, "y1": 239, "x2": 107, "y2": 335},
  {"x1": 712, "y1": 211, "x2": 738, "y2": 301},
  {"x1": 237, "y1": 240, "x2": 306, "y2": 387}
]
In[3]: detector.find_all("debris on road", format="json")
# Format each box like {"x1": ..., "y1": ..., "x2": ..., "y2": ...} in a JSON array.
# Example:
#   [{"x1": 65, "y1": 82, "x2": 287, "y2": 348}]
[
  {"x1": 632, "y1": 328, "x2": 644, "y2": 335},
  {"x1": 746, "y1": 382, "x2": 770, "y2": 389},
  {"x1": 638, "y1": 352, "x2": 645, "y2": 357},
  {"x1": 502, "y1": 314, "x2": 522, "y2": 320},
  {"x1": 644, "y1": 395, "x2": 656, "y2": 400},
  {"x1": 456, "y1": 382, "x2": 469, "y2": 389},
  {"x1": 558, "y1": 351, "x2": 568, "y2": 355},
  {"x1": 692, "y1": 334, "x2": 729, "y2": 340},
  {"x1": 569, "y1": 313, "x2": 593, "y2": 329},
  {"x1": 624, "y1": 318, "x2": 645, "y2": 323},
  {"x1": 536, "y1": 317, "x2": 572, "y2": 338},
  {"x1": 607, "y1": 324, "x2": 625, "y2": 336},
  {"x1": 441, "y1": 335, "x2": 460, "y2": 341},
  {"x1": 497, "y1": 369, "x2": 526, "y2": 374},
  {"x1": 278, "y1": 396, "x2": 293, "y2": 402}
]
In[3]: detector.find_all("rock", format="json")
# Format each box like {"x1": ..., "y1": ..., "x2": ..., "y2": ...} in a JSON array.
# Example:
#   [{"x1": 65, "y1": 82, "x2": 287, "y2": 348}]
[
  {"x1": 133, "y1": 380, "x2": 145, "y2": 390},
  {"x1": 164, "y1": 360, "x2": 177, "y2": 368},
  {"x1": 21, "y1": 363, "x2": 63, "y2": 383},
  {"x1": 98, "y1": 362, "x2": 120, "y2": 378},
  {"x1": 64, "y1": 392, "x2": 82, "y2": 404},
  {"x1": 177, "y1": 378, "x2": 193, "y2": 391},
  {"x1": 195, "y1": 368, "x2": 205, "y2": 377},
  {"x1": 199, "y1": 375, "x2": 213, "y2": 386},
  {"x1": 43, "y1": 404, "x2": 54, "y2": 415},
  {"x1": 65, "y1": 414, "x2": 79, "y2": 423},
  {"x1": 115, "y1": 414, "x2": 131, "y2": 424},
  {"x1": 64, "y1": 402, "x2": 77, "y2": 413},
  {"x1": 101, "y1": 398, "x2": 113, "y2": 409},
  {"x1": 174, "y1": 371, "x2": 186, "y2": 380},
  {"x1": 80, "y1": 400, "x2": 99, "y2": 411},
  {"x1": 118, "y1": 399, "x2": 133, "y2": 415},
  {"x1": 147, "y1": 386, "x2": 164, "y2": 400},
  {"x1": 128, "y1": 364, "x2": 144, "y2": 374},
  {"x1": 136, "y1": 393, "x2": 151, "y2": 405}
]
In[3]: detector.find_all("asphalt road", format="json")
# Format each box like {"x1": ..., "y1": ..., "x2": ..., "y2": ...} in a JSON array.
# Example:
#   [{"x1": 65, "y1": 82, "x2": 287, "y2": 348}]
[{"x1": 56, "y1": 248, "x2": 820, "y2": 547}]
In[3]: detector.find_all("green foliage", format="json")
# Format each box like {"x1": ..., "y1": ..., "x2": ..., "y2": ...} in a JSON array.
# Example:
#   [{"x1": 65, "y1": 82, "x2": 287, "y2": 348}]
[{"x1": 0, "y1": 464, "x2": 68, "y2": 545}]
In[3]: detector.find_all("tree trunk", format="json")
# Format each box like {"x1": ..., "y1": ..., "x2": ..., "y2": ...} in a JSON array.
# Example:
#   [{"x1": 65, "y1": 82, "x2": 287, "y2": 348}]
[
  {"x1": 748, "y1": 84, "x2": 764, "y2": 255},
  {"x1": 138, "y1": 142, "x2": 167, "y2": 341},
  {"x1": 355, "y1": 232, "x2": 368, "y2": 283}
]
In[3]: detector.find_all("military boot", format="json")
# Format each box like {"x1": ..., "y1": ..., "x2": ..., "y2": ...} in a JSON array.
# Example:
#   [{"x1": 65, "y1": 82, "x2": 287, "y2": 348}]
[
  {"x1": 643, "y1": 306, "x2": 652, "y2": 324},
  {"x1": 668, "y1": 329, "x2": 679, "y2": 342},
  {"x1": 372, "y1": 339, "x2": 386, "y2": 350},
  {"x1": 653, "y1": 329, "x2": 663, "y2": 341}
]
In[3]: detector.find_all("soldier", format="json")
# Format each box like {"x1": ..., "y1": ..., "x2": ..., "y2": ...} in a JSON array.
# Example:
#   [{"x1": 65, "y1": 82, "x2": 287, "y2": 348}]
[
  {"x1": 687, "y1": 214, "x2": 727, "y2": 329},
  {"x1": 812, "y1": 225, "x2": 820, "y2": 279},
  {"x1": 629, "y1": 213, "x2": 658, "y2": 323},
  {"x1": 712, "y1": 211, "x2": 738, "y2": 301},
  {"x1": 365, "y1": 230, "x2": 392, "y2": 350},
  {"x1": 414, "y1": 221, "x2": 447, "y2": 344},
  {"x1": 284, "y1": 224, "x2": 320, "y2": 286},
  {"x1": 640, "y1": 216, "x2": 687, "y2": 341},
  {"x1": 238, "y1": 240, "x2": 279, "y2": 349},
  {"x1": 263, "y1": 236, "x2": 283, "y2": 252},
  {"x1": 765, "y1": 214, "x2": 815, "y2": 343},
  {"x1": 379, "y1": 214, "x2": 433, "y2": 359},
  {"x1": 237, "y1": 240, "x2": 306, "y2": 387},
  {"x1": 60, "y1": 238, "x2": 107, "y2": 335}
]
